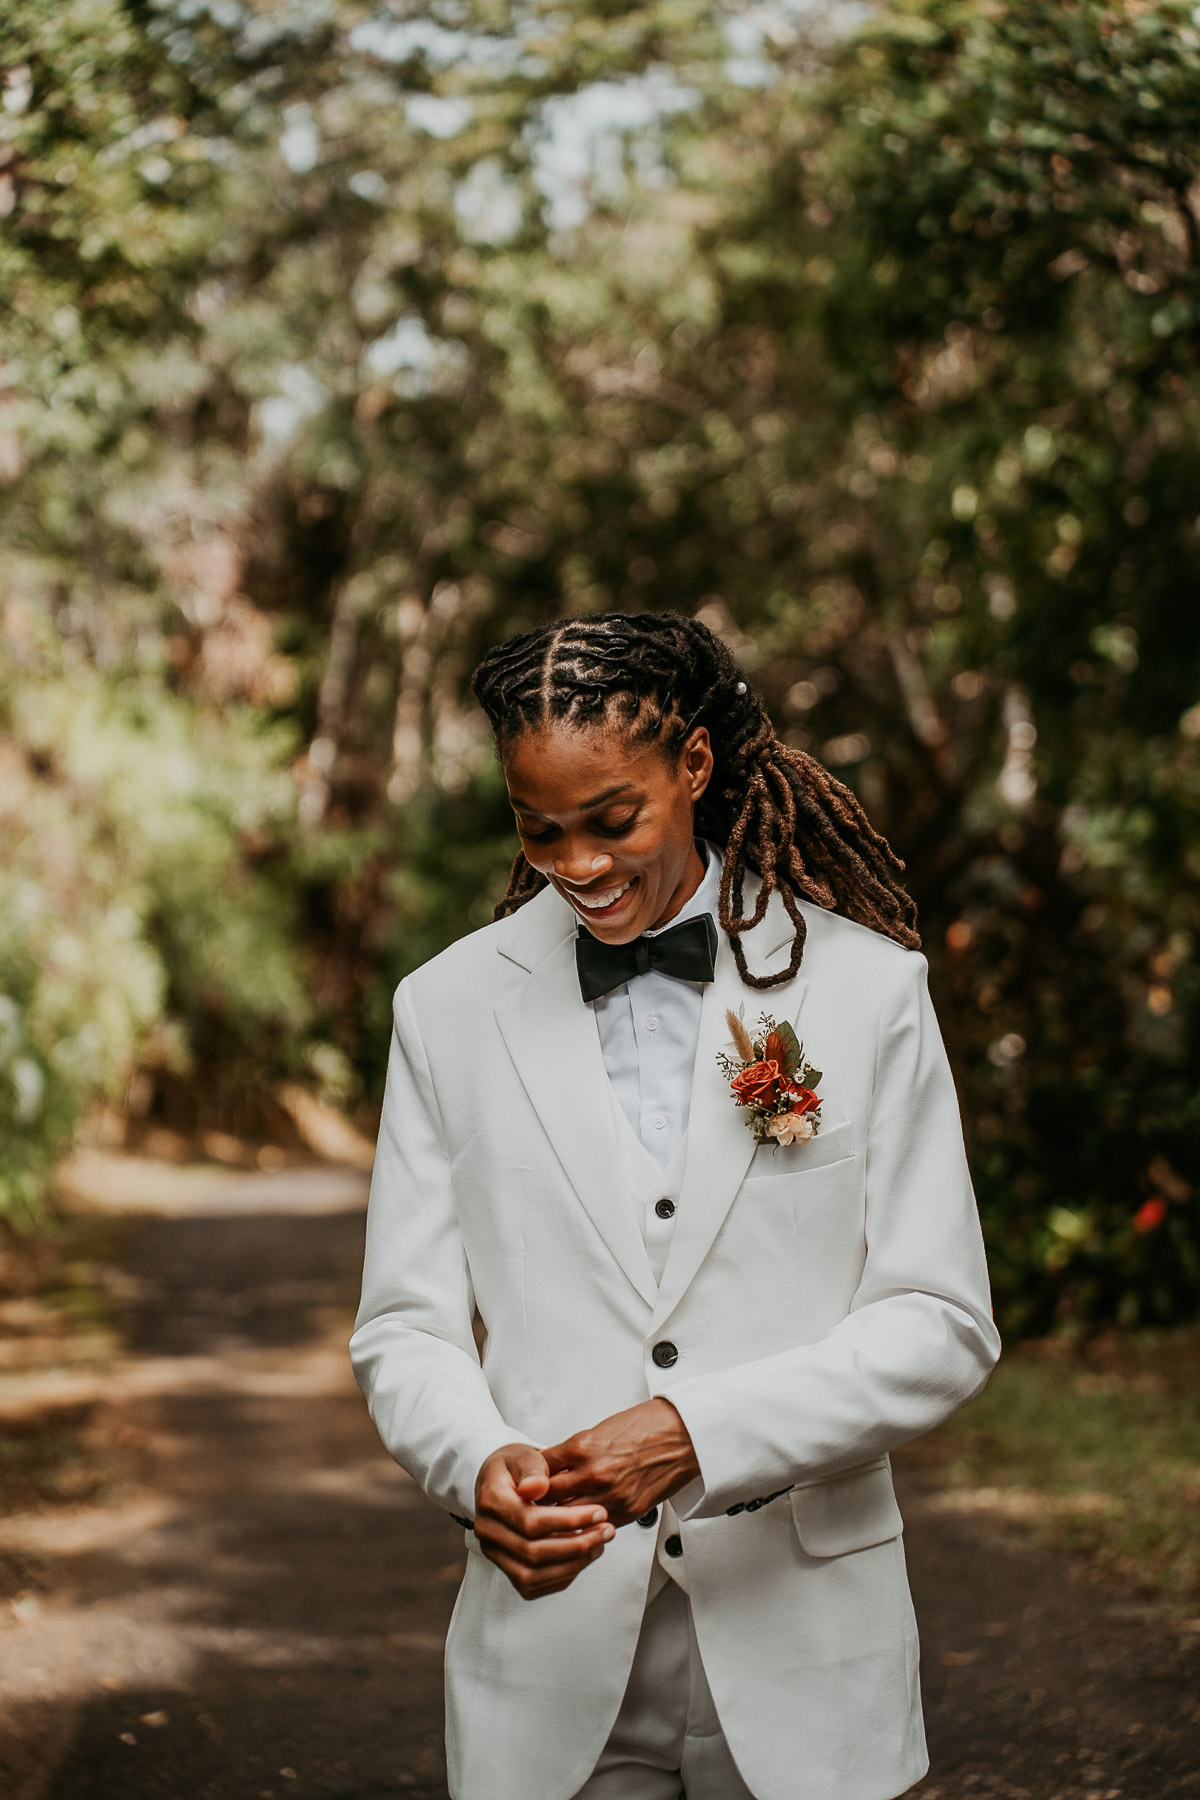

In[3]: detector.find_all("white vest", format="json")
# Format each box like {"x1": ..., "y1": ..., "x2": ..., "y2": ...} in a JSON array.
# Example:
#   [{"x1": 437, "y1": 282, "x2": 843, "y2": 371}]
[{"x1": 610, "y1": 1090, "x2": 690, "y2": 1598}]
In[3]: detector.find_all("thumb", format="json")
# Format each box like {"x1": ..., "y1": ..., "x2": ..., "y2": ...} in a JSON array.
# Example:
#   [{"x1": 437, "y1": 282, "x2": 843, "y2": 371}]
[{"x1": 507, "y1": 1445, "x2": 550, "y2": 1501}]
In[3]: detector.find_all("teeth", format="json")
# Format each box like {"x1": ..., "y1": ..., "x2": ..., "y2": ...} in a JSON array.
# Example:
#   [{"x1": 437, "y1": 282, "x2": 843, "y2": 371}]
[{"x1": 572, "y1": 881, "x2": 632, "y2": 911}]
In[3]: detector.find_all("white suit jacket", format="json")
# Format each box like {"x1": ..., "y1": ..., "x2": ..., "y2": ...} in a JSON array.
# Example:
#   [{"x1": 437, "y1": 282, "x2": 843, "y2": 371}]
[{"x1": 351, "y1": 882, "x2": 1000, "y2": 1800}]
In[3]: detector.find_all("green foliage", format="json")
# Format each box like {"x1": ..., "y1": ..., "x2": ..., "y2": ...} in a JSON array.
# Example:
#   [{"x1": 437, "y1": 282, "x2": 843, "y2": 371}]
[
  {"x1": 0, "y1": 0, "x2": 1196, "y2": 1329},
  {"x1": 0, "y1": 579, "x2": 309, "y2": 1218},
  {"x1": 918, "y1": 1329, "x2": 1200, "y2": 1607},
  {"x1": 763, "y1": 0, "x2": 1200, "y2": 1330}
]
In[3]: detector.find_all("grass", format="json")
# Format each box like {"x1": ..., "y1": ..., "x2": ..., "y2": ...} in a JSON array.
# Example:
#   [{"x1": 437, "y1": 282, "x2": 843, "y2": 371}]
[{"x1": 902, "y1": 1326, "x2": 1200, "y2": 1614}]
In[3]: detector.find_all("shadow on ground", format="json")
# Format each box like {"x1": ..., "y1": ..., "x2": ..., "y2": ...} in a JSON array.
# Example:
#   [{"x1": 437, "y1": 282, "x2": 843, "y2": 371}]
[
  {"x1": 898, "y1": 1467, "x2": 1200, "y2": 1800},
  {"x1": 2, "y1": 1161, "x2": 1198, "y2": 1800},
  {"x1": 1, "y1": 1182, "x2": 463, "y2": 1800}
]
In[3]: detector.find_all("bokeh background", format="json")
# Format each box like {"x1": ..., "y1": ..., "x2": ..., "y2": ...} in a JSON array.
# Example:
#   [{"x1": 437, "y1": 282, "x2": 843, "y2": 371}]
[
  {"x1": 3, "y1": 0, "x2": 1199, "y2": 1339},
  {"x1": 3, "y1": 8, "x2": 1200, "y2": 1793}
]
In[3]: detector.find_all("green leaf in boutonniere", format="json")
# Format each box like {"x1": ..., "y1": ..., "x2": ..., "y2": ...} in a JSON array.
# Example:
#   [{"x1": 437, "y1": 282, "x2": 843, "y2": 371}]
[{"x1": 764, "y1": 1019, "x2": 802, "y2": 1077}]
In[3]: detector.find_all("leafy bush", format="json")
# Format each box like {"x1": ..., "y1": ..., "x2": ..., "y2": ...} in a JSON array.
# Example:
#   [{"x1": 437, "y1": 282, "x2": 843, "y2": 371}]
[
  {"x1": 0, "y1": 593, "x2": 310, "y2": 1221},
  {"x1": 0, "y1": 0, "x2": 1196, "y2": 1328}
]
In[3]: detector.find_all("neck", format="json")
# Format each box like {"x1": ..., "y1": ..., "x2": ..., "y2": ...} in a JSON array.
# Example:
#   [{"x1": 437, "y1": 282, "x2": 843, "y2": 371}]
[{"x1": 648, "y1": 840, "x2": 707, "y2": 931}]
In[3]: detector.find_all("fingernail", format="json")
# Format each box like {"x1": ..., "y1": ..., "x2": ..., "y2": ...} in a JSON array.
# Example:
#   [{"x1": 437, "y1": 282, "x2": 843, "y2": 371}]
[
  {"x1": 601, "y1": 1525, "x2": 615, "y2": 1541},
  {"x1": 590, "y1": 1509, "x2": 606, "y2": 1523}
]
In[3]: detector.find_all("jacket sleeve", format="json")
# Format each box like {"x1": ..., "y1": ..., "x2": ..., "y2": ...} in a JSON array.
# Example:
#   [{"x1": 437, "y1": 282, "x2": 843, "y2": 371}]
[
  {"x1": 349, "y1": 978, "x2": 535, "y2": 1519},
  {"x1": 667, "y1": 949, "x2": 1001, "y2": 1520}
]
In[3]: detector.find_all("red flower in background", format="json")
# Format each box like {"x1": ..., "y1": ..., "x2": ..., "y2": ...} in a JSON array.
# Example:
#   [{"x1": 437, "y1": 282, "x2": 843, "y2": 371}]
[{"x1": 1132, "y1": 1197, "x2": 1167, "y2": 1234}]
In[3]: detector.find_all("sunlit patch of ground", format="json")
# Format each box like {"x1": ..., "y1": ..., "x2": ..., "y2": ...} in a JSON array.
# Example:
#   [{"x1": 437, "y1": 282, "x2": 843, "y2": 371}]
[
  {"x1": 3, "y1": 1150, "x2": 1199, "y2": 1800},
  {"x1": 0, "y1": 1215, "x2": 133, "y2": 1608},
  {"x1": 0, "y1": 1148, "x2": 464, "y2": 1800},
  {"x1": 898, "y1": 1329, "x2": 1200, "y2": 1616}
]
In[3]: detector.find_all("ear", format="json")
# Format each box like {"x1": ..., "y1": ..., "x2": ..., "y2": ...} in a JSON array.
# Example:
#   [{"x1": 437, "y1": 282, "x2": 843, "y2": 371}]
[{"x1": 682, "y1": 726, "x2": 714, "y2": 803}]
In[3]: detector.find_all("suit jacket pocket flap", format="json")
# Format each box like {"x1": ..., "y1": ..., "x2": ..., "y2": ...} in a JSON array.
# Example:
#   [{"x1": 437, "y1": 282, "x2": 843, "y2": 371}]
[
  {"x1": 788, "y1": 1458, "x2": 903, "y2": 1558},
  {"x1": 745, "y1": 1118, "x2": 856, "y2": 1182}
]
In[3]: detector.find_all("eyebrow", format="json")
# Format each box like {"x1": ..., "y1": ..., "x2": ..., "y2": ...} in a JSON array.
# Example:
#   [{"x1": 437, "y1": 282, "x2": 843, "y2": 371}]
[{"x1": 508, "y1": 782, "x2": 637, "y2": 815}]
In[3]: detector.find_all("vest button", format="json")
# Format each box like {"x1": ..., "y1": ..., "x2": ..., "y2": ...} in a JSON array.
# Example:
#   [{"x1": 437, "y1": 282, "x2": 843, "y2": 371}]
[
  {"x1": 637, "y1": 1507, "x2": 659, "y2": 1528},
  {"x1": 664, "y1": 1534, "x2": 683, "y2": 1558},
  {"x1": 654, "y1": 1197, "x2": 675, "y2": 1220},
  {"x1": 652, "y1": 1341, "x2": 679, "y2": 1369}
]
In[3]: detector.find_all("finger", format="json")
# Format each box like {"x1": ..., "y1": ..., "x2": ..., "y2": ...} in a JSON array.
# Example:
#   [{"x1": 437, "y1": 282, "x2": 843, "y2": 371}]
[
  {"x1": 482, "y1": 1488, "x2": 609, "y2": 1537},
  {"x1": 515, "y1": 1469, "x2": 550, "y2": 1503},
  {"x1": 496, "y1": 1446, "x2": 551, "y2": 1491},
  {"x1": 482, "y1": 1531, "x2": 607, "y2": 1574},
  {"x1": 478, "y1": 1518, "x2": 614, "y2": 1566},
  {"x1": 542, "y1": 1476, "x2": 646, "y2": 1527},
  {"x1": 541, "y1": 1438, "x2": 579, "y2": 1474},
  {"x1": 542, "y1": 1468, "x2": 603, "y2": 1504},
  {"x1": 486, "y1": 1541, "x2": 608, "y2": 1599}
]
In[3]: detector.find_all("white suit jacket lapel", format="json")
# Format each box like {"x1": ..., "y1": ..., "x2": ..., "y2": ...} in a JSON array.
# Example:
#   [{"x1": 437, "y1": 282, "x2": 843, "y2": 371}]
[
  {"x1": 494, "y1": 890, "x2": 658, "y2": 1307},
  {"x1": 653, "y1": 890, "x2": 807, "y2": 1324}
]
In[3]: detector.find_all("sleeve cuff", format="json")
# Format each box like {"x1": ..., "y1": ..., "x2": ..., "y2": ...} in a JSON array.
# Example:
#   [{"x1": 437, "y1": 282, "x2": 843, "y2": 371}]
[{"x1": 664, "y1": 1378, "x2": 737, "y2": 1520}]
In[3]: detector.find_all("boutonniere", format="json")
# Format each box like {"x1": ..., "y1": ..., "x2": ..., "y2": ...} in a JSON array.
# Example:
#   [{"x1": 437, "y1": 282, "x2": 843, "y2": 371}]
[{"x1": 718, "y1": 1009, "x2": 823, "y2": 1147}]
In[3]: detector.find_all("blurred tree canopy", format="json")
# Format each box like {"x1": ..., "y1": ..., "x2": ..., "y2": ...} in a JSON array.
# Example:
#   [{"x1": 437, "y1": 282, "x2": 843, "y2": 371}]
[{"x1": 0, "y1": 0, "x2": 1197, "y2": 1330}]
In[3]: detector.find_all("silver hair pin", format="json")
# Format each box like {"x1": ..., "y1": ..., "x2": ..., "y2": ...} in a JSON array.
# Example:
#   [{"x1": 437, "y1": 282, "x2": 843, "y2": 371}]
[{"x1": 735, "y1": 680, "x2": 748, "y2": 694}]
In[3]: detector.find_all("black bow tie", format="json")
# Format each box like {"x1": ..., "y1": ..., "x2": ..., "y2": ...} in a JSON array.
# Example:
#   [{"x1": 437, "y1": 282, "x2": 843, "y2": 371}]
[{"x1": 575, "y1": 913, "x2": 718, "y2": 1004}]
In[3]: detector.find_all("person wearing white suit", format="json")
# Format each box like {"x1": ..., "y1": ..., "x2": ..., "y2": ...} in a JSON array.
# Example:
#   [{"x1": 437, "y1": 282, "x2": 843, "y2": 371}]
[{"x1": 351, "y1": 611, "x2": 1000, "y2": 1800}]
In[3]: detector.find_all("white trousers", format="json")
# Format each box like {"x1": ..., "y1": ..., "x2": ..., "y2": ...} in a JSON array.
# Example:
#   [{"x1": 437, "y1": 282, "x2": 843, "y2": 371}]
[{"x1": 571, "y1": 1581, "x2": 758, "y2": 1799}]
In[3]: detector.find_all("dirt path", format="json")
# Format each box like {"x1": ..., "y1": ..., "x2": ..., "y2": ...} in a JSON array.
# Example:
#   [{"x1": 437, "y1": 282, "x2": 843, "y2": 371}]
[{"x1": 1, "y1": 1157, "x2": 1197, "y2": 1800}]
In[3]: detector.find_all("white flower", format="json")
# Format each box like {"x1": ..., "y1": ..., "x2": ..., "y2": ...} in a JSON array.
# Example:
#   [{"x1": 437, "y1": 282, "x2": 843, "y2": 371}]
[{"x1": 765, "y1": 1110, "x2": 817, "y2": 1146}]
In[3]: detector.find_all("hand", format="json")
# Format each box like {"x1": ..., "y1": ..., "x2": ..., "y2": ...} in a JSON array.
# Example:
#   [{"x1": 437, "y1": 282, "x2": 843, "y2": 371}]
[
  {"x1": 474, "y1": 1443, "x2": 615, "y2": 1600},
  {"x1": 541, "y1": 1399, "x2": 700, "y2": 1527}
]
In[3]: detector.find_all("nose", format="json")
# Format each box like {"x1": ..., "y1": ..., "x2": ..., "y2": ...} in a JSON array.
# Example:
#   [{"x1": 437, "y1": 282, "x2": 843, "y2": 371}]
[{"x1": 554, "y1": 845, "x2": 614, "y2": 887}]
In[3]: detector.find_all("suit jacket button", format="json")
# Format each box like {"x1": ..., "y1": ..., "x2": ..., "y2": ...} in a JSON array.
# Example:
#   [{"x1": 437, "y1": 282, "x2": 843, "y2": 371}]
[
  {"x1": 654, "y1": 1198, "x2": 675, "y2": 1220},
  {"x1": 637, "y1": 1507, "x2": 659, "y2": 1528},
  {"x1": 652, "y1": 1341, "x2": 678, "y2": 1368},
  {"x1": 664, "y1": 1534, "x2": 683, "y2": 1558}
]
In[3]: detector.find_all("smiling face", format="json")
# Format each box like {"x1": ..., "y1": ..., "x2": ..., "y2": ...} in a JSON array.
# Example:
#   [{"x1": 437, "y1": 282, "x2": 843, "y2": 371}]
[{"x1": 500, "y1": 719, "x2": 714, "y2": 941}]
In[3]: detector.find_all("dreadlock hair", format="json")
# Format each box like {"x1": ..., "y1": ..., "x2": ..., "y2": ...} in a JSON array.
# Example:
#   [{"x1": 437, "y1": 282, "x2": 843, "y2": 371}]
[{"x1": 471, "y1": 611, "x2": 919, "y2": 989}]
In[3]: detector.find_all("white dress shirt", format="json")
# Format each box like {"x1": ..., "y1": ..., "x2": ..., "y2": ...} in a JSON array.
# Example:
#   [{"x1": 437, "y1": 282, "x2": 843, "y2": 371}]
[
  {"x1": 589, "y1": 843, "x2": 720, "y2": 1597},
  {"x1": 590, "y1": 843, "x2": 723, "y2": 1168}
]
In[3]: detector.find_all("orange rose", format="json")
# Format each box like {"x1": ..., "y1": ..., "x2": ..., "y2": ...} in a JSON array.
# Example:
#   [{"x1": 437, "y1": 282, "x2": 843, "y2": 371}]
[
  {"x1": 731, "y1": 1059, "x2": 782, "y2": 1107},
  {"x1": 784, "y1": 1083, "x2": 821, "y2": 1117}
]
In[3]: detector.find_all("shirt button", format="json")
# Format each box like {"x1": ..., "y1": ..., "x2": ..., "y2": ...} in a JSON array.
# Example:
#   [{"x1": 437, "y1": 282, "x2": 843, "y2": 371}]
[
  {"x1": 651, "y1": 1114, "x2": 667, "y2": 1131},
  {"x1": 652, "y1": 1341, "x2": 679, "y2": 1369},
  {"x1": 655, "y1": 1198, "x2": 675, "y2": 1220},
  {"x1": 645, "y1": 1014, "x2": 660, "y2": 1032},
  {"x1": 664, "y1": 1534, "x2": 683, "y2": 1558},
  {"x1": 637, "y1": 1507, "x2": 659, "y2": 1528}
]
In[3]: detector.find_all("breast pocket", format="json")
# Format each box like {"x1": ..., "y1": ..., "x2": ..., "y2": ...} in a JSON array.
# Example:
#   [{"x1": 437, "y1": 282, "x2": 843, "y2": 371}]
[{"x1": 744, "y1": 1118, "x2": 857, "y2": 1185}]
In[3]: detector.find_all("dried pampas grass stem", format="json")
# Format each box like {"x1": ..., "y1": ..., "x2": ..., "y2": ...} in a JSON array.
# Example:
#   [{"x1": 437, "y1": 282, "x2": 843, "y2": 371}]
[{"x1": 725, "y1": 1008, "x2": 756, "y2": 1063}]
